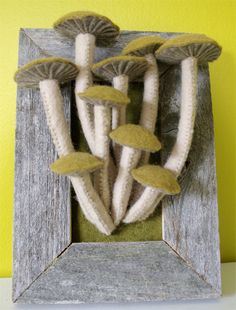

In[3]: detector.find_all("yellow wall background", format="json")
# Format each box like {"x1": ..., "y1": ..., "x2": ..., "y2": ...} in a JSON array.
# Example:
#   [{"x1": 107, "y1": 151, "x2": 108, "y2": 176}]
[{"x1": 0, "y1": 0, "x2": 235, "y2": 277}]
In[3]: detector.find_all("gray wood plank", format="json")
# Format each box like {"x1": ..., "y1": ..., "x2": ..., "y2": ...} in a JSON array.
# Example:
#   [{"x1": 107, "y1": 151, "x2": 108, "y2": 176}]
[
  {"x1": 160, "y1": 65, "x2": 221, "y2": 292},
  {"x1": 12, "y1": 29, "x2": 72, "y2": 302},
  {"x1": 16, "y1": 242, "x2": 219, "y2": 304}
]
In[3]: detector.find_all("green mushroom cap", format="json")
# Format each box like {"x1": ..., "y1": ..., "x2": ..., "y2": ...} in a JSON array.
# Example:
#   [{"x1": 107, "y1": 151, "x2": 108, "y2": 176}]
[
  {"x1": 109, "y1": 124, "x2": 161, "y2": 152},
  {"x1": 14, "y1": 57, "x2": 79, "y2": 88},
  {"x1": 78, "y1": 85, "x2": 130, "y2": 107},
  {"x1": 132, "y1": 165, "x2": 181, "y2": 194},
  {"x1": 54, "y1": 11, "x2": 120, "y2": 46},
  {"x1": 50, "y1": 152, "x2": 103, "y2": 176},
  {"x1": 92, "y1": 55, "x2": 148, "y2": 82},
  {"x1": 156, "y1": 34, "x2": 221, "y2": 64},
  {"x1": 122, "y1": 35, "x2": 166, "y2": 56}
]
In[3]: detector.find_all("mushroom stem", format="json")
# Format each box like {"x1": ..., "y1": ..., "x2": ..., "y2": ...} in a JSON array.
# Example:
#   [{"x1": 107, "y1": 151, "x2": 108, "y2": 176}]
[
  {"x1": 112, "y1": 75, "x2": 129, "y2": 163},
  {"x1": 130, "y1": 54, "x2": 159, "y2": 204},
  {"x1": 70, "y1": 175, "x2": 115, "y2": 235},
  {"x1": 75, "y1": 33, "x2": 96, "y2": 153},
  {"x1": 123, "y1": 56, "x2": 198, "y2": 223},
  {"x1": 111, "y1": 146, "x2": 141, "y2": 225},
  {"x1": 39, "y1": 79, "x2": 74, "y2": 157},
  {"x1": 94, "y1": 104, "x2": 111, "y2": 210}
]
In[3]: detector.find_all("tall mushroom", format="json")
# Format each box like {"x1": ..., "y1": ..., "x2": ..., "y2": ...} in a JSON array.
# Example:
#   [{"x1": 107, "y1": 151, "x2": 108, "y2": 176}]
[
  {"x1": 54, "y1": 11, "x2": 120, "y2": 153},
  {"x1": 92, "y1": 55, "x2": 148, "y2": 161},
  {"x1": 14, "y1": 57, "x2": 115, "y2": 235},
  {"x1": 78, "y1": 86, "x2": 130, "y2": 210},
  {"x1": 50, "y1": 152, "x2": 115, "y2": 235},
  {"x1": 109, "y1": 124, "x2": 161, "y2": 225},
  {"x1": 123, "y1": 34, "x2": 221, "y2": 223},
  {"x1": 14, "y1": 57, "x2": 78, "y2": 157},
  {"x1": 122, "y1": 36, "x2": 166, "y2": 164}
]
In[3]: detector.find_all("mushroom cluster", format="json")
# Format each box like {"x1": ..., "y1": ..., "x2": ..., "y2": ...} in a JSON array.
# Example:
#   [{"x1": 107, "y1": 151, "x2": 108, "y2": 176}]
[{"x1": 14, "y1": 11, "x2": 221, "y2": 235}]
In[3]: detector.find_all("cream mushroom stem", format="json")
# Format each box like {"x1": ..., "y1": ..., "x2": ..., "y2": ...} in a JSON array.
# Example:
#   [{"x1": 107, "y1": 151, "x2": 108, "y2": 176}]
[
  {"x1": 94, "y1": 104, "x2": 111, "y2": 210},
  {"x1": 139, "y1": 53, "x2": 159, "y2": 163},
  {"x1": 112, "y1": 75, "x2": 129, "y2": 163},
  {"x1": 40, "y1": 79, "x2": 114, "y2": 235},
  {"x1": 123, "y1": 56, "x2": 198, "y2": 223},
  {"x1": 70, "y1": 174, "x2": 115, "y2": 235},
  {"x1": 112, "y1": 146, "x2": 141, "y2": 225},
  {"x1": 75, "y1": 33, "x2": 96, "y2": 153},
  {"x1": 39, "y1": 79, "x2": 74, "y2": 156}
]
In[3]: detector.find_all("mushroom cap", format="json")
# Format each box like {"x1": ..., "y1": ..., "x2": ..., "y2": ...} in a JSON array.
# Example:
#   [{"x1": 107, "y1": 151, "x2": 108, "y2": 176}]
[
  {"x1": 122, "y1": 35, "x2": 166, "y2": 56},
  {"x1": 155, "y1": 34, "x2": 221, "y2": 64},
  {"x1": 132, "y1": 165, "x2": 180, "y2": 194},
  {"x1": 92, "y1": 55, "x2": 148, "y2": 82},
  {"x1": 14, "y1": 57, "x2": 79, "y2": 88},
  {"x1": 53, "y1": 11, "x2": 120, "y2": 46},
  {"x1": 50, "y1": 152, "x2": 103, "y2": 176},
  {"x1": 109, "y1": 124, "x2": 161, "y2": 152},
  {"x1": 78, "y1": 86, "x2": 130, "y2": 107}
]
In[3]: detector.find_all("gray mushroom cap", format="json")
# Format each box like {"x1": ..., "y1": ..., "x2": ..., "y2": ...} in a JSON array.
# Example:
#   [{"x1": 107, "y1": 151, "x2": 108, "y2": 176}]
[
  {"x1": 53, "y1": 11, "x2": 120, "y2": 46},
  {"x1": 92, "y1": 55, "x2": 148, "y2": 82},
  {"x1": 156, "y1": 34, "x2": 221, "y2": 64},
  {"x1": 14, "y1": 57, "x2": 79, "y2": 88}
]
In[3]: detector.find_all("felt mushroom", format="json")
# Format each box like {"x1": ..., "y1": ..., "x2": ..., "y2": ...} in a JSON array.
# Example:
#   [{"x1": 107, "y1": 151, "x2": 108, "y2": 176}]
[
  {"x1": 14, "y1": 57, "x2": 78, "y2": 157},
  {"x1": 109, "y1": 124, "x2": 161, "y2": 225},
  {"x1": 123, "y1": 165, "x2": 180, "y2": 223},
  {"x1": 92, "y1": 55, "x2": 148, "y2": 162},
  {"x1": 78, "y1": 86, "x2": 130, "y2": 210},
  {"x1": 54, "y1": 11, "x2": 120, "y2": 154},
  {"x1": 50, "y1": 152, "x2": 115, "y2": 235},
  {"x1": 123, "y1": 34, "x2": 221, "y2": 223}
]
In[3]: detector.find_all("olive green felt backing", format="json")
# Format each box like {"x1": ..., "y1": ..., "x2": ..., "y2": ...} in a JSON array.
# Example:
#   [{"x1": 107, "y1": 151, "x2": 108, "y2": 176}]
[{"x1": 71, "y1": 82, "x2": 162, "y2": 242}]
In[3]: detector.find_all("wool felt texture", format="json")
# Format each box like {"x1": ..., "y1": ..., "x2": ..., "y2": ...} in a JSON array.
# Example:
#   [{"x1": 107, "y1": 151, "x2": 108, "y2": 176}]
[
  {"x1": 123, "y1": 57, "x2": 198, "y2": 223},
  {"x1": 14, "y1": 57, "x2": 79, "y2": 88},
  {"x1": 39, "y1": 80, "x2": 74, "y2": 157},
  {"x1": 92, "y1": 55, "x2": 148, "y2": 82},
  {"x1": 75, "y1": 33, "x2": 96, "y2": 154},
  {"x1": 78, "y1": 85, "x2": 130, "y2": 107},
  {"x1": 156, "y1": 34, "x2": 222, "y2": 64},
  {"x1": 53, "y1": 11, "x2": 120, "y2": 46},
  {"x1": 132, "y1": 165, "x2": 180, "y2": 194},
  {"x1": 73, "y1": 203, "x2": 162, "y2": 242},
  {"x1": 50, "y1": 152, "x2": 103, "y2": 175},
  {"x1": 70, "y1": 175, "x2": 115, "y2": 235},
  {"x1": 122, "y1": 35, "x2": 166, "y2": 57},
  {"x1": 109, "y1": 124, "x2": 161, "y2": 152}
]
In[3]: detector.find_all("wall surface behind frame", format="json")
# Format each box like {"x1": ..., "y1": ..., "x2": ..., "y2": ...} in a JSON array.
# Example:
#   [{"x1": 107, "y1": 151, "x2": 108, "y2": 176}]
[{"x1": 0, "y1": 0, "x2": 235, "y2": 277}]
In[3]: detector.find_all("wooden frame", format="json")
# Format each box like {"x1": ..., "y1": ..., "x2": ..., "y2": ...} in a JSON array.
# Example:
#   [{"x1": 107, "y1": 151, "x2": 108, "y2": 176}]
[{"x1": 13, "y1": 29, "x2": 221, "y2": 303}]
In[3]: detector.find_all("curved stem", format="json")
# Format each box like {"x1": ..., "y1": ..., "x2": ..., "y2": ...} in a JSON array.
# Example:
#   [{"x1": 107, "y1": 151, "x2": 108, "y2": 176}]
[
  {"x1": 123, "y1": 57, "x2": 198, "y2": 223},
  {"x1": 39, "y1": 79, "x2": 74, "y2": 157},
  {"x1": 129, "y1": 54, "x2": 159, "y2": 204},
  {"x1": 70, "y1": 175, "x2": 115, "y2": 235},
  {"x1": 75, "y1": 33, "x2": 95, "y2": 153},
  {"x1": 112, "y1": 75, "x2": 129, "y2": 163},
  {"x1": 94, "y1": 104, "x2": 111, "y2": 210},
  {"x1": 111, "y1": 146, "x2": 141, "y2": 225}
]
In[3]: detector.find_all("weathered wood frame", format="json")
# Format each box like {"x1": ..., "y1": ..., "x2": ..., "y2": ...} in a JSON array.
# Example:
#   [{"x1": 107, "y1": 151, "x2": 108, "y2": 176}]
[{"x1": 13, "y1": 29, "x2": 221, "y2": 304}]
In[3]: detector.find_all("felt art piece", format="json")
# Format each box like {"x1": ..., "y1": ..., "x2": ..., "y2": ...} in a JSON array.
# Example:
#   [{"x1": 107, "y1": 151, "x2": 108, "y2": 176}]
[{"x1": 13, "y1": 10, "x2": 222, "y2": 304}]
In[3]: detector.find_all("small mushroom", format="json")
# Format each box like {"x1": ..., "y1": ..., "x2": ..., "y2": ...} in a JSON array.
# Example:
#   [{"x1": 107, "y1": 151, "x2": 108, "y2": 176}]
[
  {"x1": 109, "y1": 124, "x2": 161, "y2": 225},
  {"x1": 78, "y1": 86, "x2": 130, "y2": 210},
  {"x1": 14, "y1": 57, "x2": 78, "y2": 157},
  {"x1": 50, "y1": 152, "x2": 115, "y2": 235},
  {"x1": 54, "y1": 11, "x2": 120, "y2": 153},
  {"x1": 124, "y1": 34, "x2": 221, "y2": 223},
  {"x1": 123, "y1": 165, "x2": 180, "y2": 223},
  {"x1": 92, "y1": 55, "x2": 148, "y2": 161}
]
